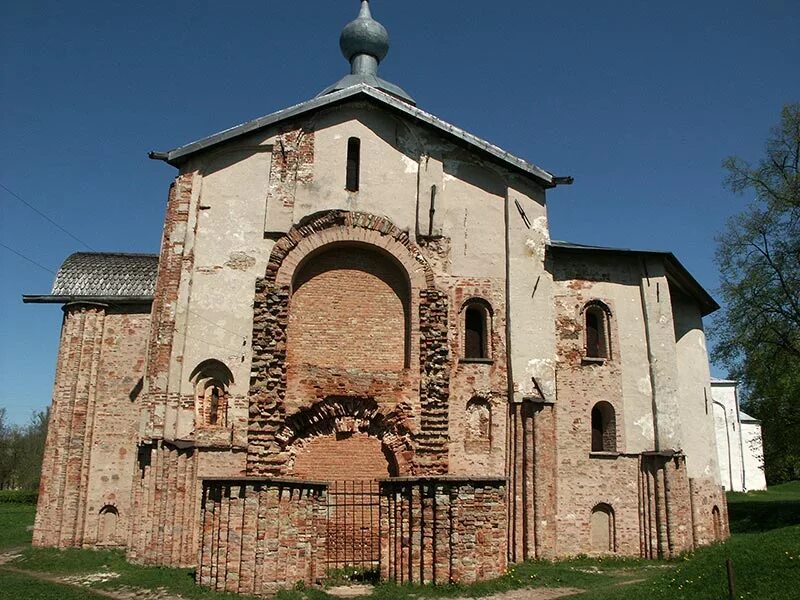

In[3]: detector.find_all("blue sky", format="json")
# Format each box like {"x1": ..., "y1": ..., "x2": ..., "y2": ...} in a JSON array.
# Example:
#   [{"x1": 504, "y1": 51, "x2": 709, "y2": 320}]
[{"x1": 1, "y1": 1, "x2": 798, "y2": 424}]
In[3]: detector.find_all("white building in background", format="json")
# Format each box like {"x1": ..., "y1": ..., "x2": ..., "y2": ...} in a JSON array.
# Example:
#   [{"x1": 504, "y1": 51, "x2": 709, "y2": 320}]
[{"x1": 712, "y1": 378, "x2": 767, "y2": 492}]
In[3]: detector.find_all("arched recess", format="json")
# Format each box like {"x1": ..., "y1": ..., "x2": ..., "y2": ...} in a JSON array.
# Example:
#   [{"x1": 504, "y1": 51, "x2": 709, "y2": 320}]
[
  {"x1": 98, "y1": 505, "x2": 119, "y2": 545},
  {"x1": 190, "y1": 359, "x2": 234, "y2": 428},
  {"x1": 465, "y1": 397, "x2": 492, "y2": 452},
  {"x1": 275, "y1": 396, "x2": 414, "y2": 479},
  {"x1": 287, "y1": 243, "x2": 411, "y2": 370},
  {"x1": 591, "y1": 503, "x2": 615, "y2": 553},
  {"x1": 712, "y1": 505, "x2": 722, "y2": 540}
]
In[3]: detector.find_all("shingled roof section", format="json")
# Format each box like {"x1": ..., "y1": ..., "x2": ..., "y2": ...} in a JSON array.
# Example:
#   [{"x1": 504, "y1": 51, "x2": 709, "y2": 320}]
[{"x1": 47, "y1": 252, "x2": 159, "y2": 298}]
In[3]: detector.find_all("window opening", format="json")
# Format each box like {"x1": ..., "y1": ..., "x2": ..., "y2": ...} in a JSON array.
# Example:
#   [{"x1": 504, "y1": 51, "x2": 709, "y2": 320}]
[
  {"x1": 465, "y1": 305, "x2": 487, "y2": 359},
  {"x1": 591, "y1": 401, "x2": 617, "y2": 452},
  {"x1": 585, "y1": 306, "x2": 609, "y2": 358},
  {"x1": 346, "y1": 137, "x2": 361, "y2": 192}
]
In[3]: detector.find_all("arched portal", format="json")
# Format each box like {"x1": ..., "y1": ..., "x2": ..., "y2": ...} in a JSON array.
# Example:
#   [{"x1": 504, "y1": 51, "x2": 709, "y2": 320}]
[{"x1": 277, "y1": 396, "x2": 412, "y2": 571}]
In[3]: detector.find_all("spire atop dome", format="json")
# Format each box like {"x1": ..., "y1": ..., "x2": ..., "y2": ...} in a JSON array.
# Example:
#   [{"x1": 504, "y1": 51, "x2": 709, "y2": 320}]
[{"x1": 317, "y1": 1, "x2": 415, "y2": 105}]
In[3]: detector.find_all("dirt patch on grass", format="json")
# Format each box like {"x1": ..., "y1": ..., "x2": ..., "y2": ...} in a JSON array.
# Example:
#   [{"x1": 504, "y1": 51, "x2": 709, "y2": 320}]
[{"x1": 468, "y1": 588, "x2": 584, "y2": 600}]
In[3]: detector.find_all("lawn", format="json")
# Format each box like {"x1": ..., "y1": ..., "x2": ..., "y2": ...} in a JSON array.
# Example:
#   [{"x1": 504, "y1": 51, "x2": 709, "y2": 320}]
[{"x1": 0, "y1": 483, "x2": 797, "y2": 599}]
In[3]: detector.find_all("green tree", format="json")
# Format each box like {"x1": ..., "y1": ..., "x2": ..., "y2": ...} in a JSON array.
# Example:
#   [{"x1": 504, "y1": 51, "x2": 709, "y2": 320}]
[{"x1": 713, "y1": 103, "x2": 800, "y2": 484}]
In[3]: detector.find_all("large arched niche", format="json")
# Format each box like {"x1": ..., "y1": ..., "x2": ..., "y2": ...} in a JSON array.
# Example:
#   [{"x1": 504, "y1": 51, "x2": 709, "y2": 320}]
[
  {"x1": 276, "y1": 396, "x2": 413, "y2": 479},
  {"x1": 287, "y1": 242, "x2": 411, "y2": 371}
]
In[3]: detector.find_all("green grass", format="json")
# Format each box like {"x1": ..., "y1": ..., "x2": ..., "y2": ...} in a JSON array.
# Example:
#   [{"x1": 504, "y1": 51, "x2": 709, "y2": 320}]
[
  {"x1": 0, "y1": 482, "x2": 798, "y2": 599},
  {"x1": 0, "y1": 502, "x2": 35, "y2": 550},
  {"x1": 0, "y1": 570, "x2": 108, "y2": 599}
]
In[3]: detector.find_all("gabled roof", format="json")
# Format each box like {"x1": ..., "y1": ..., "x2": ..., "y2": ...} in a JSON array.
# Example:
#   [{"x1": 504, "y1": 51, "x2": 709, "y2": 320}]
[
  {"x1": 548, "y1": 240, "x2": 719, "y2": 316},
  {"x1": 23, "y1": 252, "x2": 159, "y2": 304},
  {"x1": 150, "y1": 84, "x2": 568, "y2": 189}
]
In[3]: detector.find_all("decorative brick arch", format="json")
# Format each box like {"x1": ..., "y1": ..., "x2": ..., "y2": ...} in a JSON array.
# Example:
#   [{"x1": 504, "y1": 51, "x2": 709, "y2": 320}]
[
  {"x1": 275, "y1": 396, "x2": 415, "y2": 477},
  {"x1": 265, "y1": 210, "x2": 435, "y2": 289},
  {"x1": 247, "y1": 210, "x2": 451, "y2": 477}
]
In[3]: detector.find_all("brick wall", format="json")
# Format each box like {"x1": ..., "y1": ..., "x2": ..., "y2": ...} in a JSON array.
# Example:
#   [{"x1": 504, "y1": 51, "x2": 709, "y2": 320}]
[
  {"x1": 34, "y1": 304, "x2": 149, "y2": 550},
  {"x1": 287, "y1": 245, "x2": 409, "y2": 371},
  {"x1": 379, "y1": 477, "x2": 507, "y2": 584},
  {"x1": 293, "y1": 433, "x2": 392, "y2": 481},
  {"x1": 128, "y1": 442, "x2": 198, "y2": 567},
  {"x1": 246, "y1": 211, "x2": 446, "y2": 478},
  {"x1": 198, "y1": 479, "x2": 327, "y2": 595},
  {"x1": 82, "y1": 309, "x2": 150, "y2": 547},
  {"x1": 142, "y1": 172, "x2": 196, "y2": 439},
  {"x1": 197, "y1": 476, "x2": 506, "y2": 594}
]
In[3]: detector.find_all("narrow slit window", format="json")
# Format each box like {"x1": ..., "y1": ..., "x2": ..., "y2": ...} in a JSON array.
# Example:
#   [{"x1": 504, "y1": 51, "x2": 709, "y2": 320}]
[
  {"x1": 209, "y1": 386, "x2": 220, "y2": 425},
  {"x1": 346, "y1": 137, "x2": 361, "y2": 191}
]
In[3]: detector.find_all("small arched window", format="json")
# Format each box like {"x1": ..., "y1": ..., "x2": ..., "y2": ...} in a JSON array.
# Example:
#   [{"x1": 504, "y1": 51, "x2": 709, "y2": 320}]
[
  {"x1": 463, "y1": 300, "x2": 492, "y2": 360},
  {"x1": 591, "y1": 503, "x2": 615, "y2": 553},
  {"x1": 591, "y1": 401, "x2": 616, "y2": 452},
  {"x1": 190, "y1": 359, "x2": 234, "y2": 429},
  {"x1": 583, "y1": 301, "x2": 611, "y2": 359},
  {"x1": 712, "y1": 505, "x2": 722, "y2": 541},
  {"x1": 346, "y1": 137, "x2": 361, "y2": 192},
  {"x1": 98, "y1": 505, "x2": 118, "y2": 545}
]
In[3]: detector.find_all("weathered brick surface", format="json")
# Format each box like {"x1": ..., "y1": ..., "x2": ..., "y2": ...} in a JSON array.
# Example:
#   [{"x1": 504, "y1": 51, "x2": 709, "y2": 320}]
[
  {"x1": 198, "y1": 479, "x2": 327, "y2": 595},
  {"x1": 128, "y1": 442, "x2": 198, "y2": 567},
  {"x1": 141, "y1": 172, "x2": 196, "y2": 439},
  {"x1": 287, "y1": 247, "x2": 409, "y2": 371},
  {"x1": 34, "y1": 304, "x2": 149, "y2": 550},
  {"x1": 246, "y1": 210, "x2": 446, "y2": 477},
  {"x1": 379, "y1": 478, "x2": 507, "y2": 584}
]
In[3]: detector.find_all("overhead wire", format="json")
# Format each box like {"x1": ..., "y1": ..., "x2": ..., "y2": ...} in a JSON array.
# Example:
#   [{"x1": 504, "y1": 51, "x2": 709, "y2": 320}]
[
  {"x1": 0, "y1": 242, "x2": 58, "y2": 275},
  {"x1": 0, "y1": 181, "x2": 96, "y2": 251},
  {"x1": 2, "y1": 182, "x2": 250, "y2": 360}
]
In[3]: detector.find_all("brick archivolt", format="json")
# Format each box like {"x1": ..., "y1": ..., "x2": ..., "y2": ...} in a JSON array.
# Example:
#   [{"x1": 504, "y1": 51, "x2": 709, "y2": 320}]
[
  {"x1": 247, "y1": 210, "x2": 451, "y2": 476},
  {"x1": 267, "y1": 210, "x2": 434, "y2": 290},
  {"x1": 276, "y1": 396, "x2": 415, "y2": 476}
]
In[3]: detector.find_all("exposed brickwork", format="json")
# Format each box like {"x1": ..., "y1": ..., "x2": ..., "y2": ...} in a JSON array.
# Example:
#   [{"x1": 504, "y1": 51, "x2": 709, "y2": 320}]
[
  {"x1": 267, "y1": 128, "x2": 315, "y2": 210},
  {"x1": 379, "y1": 478, "x2": 507, "y2": 584},
  {"x1": 293, "y1": 434, "x2": 391, "y2": 481},
  {"x1": 142, "y1": 172, "x2": 196, "y2": 439},
  {"x1": 198, "y1": 479, "x2": 327, "y2": 595},
  {"x1": 34, "y1": 303, "x2": 107, "y2": 547},
  {"x1": 247, "y1": 210, "x2": 444, "y2": 478},
  {"x1": 415, "y1": 288, "x2": 451, "y2": 474},
  {"x1": 287, "y1": 246, "x2": 409, "y2": 371},
  {"x1": 34, "y1": 304, "x2": 150, "y2": 550},
  {"x1": 128, "y1": 442, "x2": 198, "y2": 567}
]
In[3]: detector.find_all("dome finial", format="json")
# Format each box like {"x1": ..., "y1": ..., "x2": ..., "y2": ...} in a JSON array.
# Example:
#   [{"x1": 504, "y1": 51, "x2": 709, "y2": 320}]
[
  {"x1": 340, "y1": 0, "x2": 389, "y2": 70},
  {"x1": 317, "y1": 1, "x2": 415, "y2": 104}
]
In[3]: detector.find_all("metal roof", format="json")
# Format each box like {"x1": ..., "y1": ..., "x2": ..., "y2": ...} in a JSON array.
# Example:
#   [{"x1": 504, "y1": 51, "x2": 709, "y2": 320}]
[
  {"x1": 23, "y1": 252, "x2": 159, "y2": 304},
  {"x1": 548, "y1": 240, "x2": 719, "y2": 316},
  {"x1": 150, "y1": 84, "x2": 566, "y2": 188}
]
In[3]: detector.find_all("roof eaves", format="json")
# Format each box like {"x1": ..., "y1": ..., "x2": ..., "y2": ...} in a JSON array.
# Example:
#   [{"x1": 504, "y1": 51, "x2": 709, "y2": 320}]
[
  {"x1": 152, "y1": 85, "x2": 559, "y2": 187},
  {"x1": 22, "y1": 295, "x2": 154, "y2": 305},
  {"x1": 547, "y1": 241, "x2": 719, "y2": 316}
]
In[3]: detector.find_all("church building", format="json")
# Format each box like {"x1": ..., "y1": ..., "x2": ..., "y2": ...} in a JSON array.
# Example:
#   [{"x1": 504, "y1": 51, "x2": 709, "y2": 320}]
[{"x1": 25, "y1": 2, "x2": 729, "y2": 595}]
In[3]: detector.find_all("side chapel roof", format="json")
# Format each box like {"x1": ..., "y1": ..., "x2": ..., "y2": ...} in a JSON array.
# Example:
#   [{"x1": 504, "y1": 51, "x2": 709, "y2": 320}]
[
  {"x1": 548, "y1": 240, "x2": 719, "y2": 316},
  {"x1": 23, "y1": 252, "x2": 159, "y2": 304}
]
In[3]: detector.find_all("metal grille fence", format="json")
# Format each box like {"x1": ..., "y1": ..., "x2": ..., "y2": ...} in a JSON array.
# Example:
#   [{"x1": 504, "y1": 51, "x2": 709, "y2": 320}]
[{"x1": 326, "y1": 480, "x2": 381, "y2": 570}]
